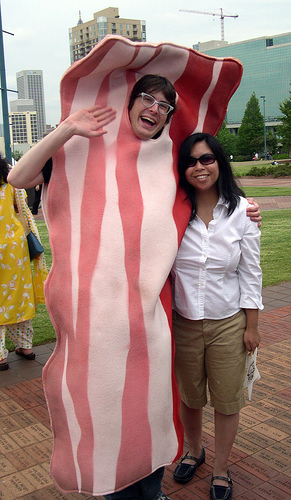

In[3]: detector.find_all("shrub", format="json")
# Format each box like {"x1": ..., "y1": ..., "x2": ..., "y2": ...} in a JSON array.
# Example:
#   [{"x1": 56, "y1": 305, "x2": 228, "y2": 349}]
[
  {"x1": 247, "y1": 166, "x2": 267, "y2": 176},
  {"x1": 273, "y1": 164, "x2": 291, "y2": 176},
  {"x1": 273, "y1": 153, "x2": 289, "y2": 160},
  {"x1": 246, "y1": 163, "x2": 291, "y2": 177},
  {"x1": 234, "y1": 155, "x2": 250, "y2": 162}
]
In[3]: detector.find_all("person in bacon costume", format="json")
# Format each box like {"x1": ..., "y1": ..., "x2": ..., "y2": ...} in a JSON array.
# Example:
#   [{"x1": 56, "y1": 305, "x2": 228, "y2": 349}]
[{"x1": 9, "y1": 36, "x2": 258, "y2": 498}]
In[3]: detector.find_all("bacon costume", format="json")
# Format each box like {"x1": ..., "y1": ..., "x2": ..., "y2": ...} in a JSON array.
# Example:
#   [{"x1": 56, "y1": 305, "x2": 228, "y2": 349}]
[{"x1": 41, "y1": 35, "x2": 243, "y2": 496}]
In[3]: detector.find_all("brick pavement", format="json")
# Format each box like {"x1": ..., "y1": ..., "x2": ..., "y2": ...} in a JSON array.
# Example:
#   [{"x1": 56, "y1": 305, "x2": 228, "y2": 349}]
[
  {"x1": 0, "y1": 179, "x2": 290, "y2": 499},
  {"x1": 0, "y1": 283, "x2": 290, "y2": 499}
]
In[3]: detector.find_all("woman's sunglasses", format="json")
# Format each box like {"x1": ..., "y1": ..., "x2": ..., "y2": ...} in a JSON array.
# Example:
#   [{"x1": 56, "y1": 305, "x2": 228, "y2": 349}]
[{"x1": 188, "y1": 153, "x2": 216, "y2": 167}]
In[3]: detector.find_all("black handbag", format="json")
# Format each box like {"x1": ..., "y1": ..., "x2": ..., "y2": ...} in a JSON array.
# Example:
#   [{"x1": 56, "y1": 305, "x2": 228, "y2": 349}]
[
  {"x1": 13, "y1": 187, "x2": 45, "y2": 260},
  {"x1": 27, "y1": 231, "x2": 44, "y2": 259}
]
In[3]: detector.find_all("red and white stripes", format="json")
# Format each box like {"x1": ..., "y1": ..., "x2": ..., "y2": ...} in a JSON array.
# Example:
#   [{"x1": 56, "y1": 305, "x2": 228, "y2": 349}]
[{"x1": 41, "y1": 35, "x2": 242, "y2": 495}]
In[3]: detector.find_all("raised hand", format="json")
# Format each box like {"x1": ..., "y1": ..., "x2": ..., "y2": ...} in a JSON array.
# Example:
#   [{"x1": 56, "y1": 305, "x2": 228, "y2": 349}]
[
  {"x1": 7, "y1": 105, "x2": 117, "y2": 189},
  {"x1": 64, "y1": 105, "x2": 117, "y2": 138}
]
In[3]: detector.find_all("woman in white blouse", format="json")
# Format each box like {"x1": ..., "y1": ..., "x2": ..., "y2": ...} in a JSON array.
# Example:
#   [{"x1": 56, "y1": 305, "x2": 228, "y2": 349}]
[{"x1": 171, "y1": 133, "x2": 263, "y2": 500}]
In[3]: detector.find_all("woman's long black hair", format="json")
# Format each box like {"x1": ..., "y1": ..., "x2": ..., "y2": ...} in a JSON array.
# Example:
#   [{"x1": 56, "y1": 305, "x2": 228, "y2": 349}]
[
  {"x1": 0, "y1": 155, "x2": 9, "y2": 186},
  {"x1": 178, "y1": 132, "x2": 245, "y2": 222}
]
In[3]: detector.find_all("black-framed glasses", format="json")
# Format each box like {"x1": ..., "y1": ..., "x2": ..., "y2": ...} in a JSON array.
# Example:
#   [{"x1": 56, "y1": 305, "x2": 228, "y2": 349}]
[
  {"x1": 139, "y1": 92, "x2": 174, "y2": 115},
  {"x1": 188, "y1": 153, "x2": 216, "y2": 167}
]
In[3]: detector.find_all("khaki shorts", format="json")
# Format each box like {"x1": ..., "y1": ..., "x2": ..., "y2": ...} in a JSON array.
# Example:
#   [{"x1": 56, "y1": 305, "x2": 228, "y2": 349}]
[{"x1": 173, "y1": 310, "x2": 247, "y2": 415}]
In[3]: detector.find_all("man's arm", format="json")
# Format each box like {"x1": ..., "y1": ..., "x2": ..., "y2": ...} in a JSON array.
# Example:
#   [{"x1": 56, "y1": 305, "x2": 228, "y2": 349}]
[{"x1": 8, "y1": 105, "x2": 116, "y2": 189}]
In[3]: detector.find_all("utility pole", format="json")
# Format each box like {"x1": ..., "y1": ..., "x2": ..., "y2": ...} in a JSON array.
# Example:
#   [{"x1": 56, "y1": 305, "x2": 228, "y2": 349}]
[
  {"x1": 179, "y1": 8, "x2": 238, "y2": 41},
  {"x1": 260, "y1": 95, "x2": 267, "y2": 160},
  {"x1": 0, "y1": 2, "x2": 16, "y2": 165}
]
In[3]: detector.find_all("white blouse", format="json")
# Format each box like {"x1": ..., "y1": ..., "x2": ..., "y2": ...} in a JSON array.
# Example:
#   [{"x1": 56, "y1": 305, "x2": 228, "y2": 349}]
[{"x1": 171, "y1": 196, "x2": 263, "y2": 320}]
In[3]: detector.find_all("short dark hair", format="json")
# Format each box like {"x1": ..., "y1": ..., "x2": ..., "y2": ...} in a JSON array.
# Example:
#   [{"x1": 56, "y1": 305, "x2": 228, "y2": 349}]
[
  {"x1": 128, "y1": 74, "x2": 177, "y2": 123},
  {"x1": 0, "y1": 155, "x2": 9, "y2": 186},
  {"x1": 178, "y1": 132, "x2": 245, "y2": 221}
]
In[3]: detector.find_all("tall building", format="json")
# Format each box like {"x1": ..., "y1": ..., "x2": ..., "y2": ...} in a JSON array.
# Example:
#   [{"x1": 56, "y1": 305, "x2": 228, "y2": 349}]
[
  {"x1": 196, "y1": 32, "x2": 291, "y2": 133},
  {"x1": 16, "y1": 70, "x2": 46, "y2": 140},
  {"x1": 69, "y1": 7, "x2": 146, "y2": 63},
  {"x1": 9, "y1": 111, "x2": 38, "y2": 146}
]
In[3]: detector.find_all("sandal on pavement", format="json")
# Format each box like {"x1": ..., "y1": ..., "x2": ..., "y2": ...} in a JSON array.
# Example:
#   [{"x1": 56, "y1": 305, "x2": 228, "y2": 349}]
[
  {"x1": 210, "y1": 470, "x2": 233, "y2": 500},
  {"x1": 15, "y1": 349, "x2": 35, "y2": 360},
  {"x1": 0, "y1": 361, "x2": 9, "y2": 371},
  {"x1": 173, "y1": 447, "x2": 205, "y2": 483}
]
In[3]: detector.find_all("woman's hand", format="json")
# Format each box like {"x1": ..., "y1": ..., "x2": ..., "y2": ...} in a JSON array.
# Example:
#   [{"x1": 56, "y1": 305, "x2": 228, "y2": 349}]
[
  {"x1": 244, "y1": 309, "x2": 260, "y2": 353},
  {"x1": 63, "y1": 105, "x2": 117, "y2": 138},
  {"x1": 246, "y1": 198, "x2": 262, "y2": 227},
  {"x1": 244, "y1": 327, "x2": 261, "y2": 353}
]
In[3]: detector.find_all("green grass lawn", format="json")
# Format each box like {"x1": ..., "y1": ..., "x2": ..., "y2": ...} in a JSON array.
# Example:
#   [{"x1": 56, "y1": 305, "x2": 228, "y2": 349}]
[
  {"x1": 37, "y1": 220, "x2": 52, "y2": 269},
  {"x1": 30, "y1": 221, "x2": 55, "y2": 344},
  {"x1": 260, "y1": 209, "x2": 291, "y2": 286},
  {"x1": 242, "y1": 186, "x2": 291, "y2": 197},
  {"x1": 6, "y1": 207, "x2": 291, "y2": 350}
]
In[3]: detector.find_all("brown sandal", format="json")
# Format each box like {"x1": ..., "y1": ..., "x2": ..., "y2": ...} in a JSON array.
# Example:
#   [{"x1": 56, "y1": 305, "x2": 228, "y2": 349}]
[{"x1": 15, "y1": 349, "x2": 35, "y2": 360}]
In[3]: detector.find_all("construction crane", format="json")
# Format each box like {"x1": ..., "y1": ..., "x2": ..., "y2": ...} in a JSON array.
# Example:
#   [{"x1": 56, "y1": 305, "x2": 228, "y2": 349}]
[{"x1": 179, "y1": 8, "x2": 238, "y2": 41}]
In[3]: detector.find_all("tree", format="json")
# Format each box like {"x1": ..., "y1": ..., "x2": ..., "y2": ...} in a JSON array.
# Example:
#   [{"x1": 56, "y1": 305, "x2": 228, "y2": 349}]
[
  {"x1": 235, "y1": 92, "x2": 264, "y2": 159},
  {"x1": 266, "y1": 131, "x2": 278, "y2": 157},
  {"x1": 11, "y1": 150, "x2": 23, "y2": 162},
  {"x1": 216, "y1": 121, "x2": 237, "y2": 159},
  {"x1": 277, "y1": 82, "x2": 291, "y2": 155}
]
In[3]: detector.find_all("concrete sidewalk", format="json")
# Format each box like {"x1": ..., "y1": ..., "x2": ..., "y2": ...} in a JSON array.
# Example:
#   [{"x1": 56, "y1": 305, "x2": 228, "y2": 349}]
[{"x1": 0, "y1": 281, "x2": 290, "y2": 499}]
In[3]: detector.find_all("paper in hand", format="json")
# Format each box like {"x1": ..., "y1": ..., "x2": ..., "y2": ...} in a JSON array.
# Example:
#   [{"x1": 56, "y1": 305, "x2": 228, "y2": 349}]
[{"x1": 244, "y1": 348, "x2": 261, "y2": 400}]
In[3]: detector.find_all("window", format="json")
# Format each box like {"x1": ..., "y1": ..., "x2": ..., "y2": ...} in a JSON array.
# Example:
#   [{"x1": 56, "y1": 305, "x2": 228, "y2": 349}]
[
  {"x1": 97, "y1": 20, "x2": 108, "y2": 41},
  {"x1": 266, "y1": 39, "x2": 273, "y2": 47}
]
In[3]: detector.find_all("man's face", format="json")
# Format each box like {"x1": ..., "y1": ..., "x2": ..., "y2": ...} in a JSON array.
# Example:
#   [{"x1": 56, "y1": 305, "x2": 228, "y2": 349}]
[{"x1": 129, "y1": 91, "x2": 169, "y2": 141}]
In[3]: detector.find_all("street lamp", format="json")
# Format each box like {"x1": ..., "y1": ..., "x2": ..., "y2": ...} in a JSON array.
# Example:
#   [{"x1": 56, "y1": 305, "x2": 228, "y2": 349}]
[
  {"x1": 260, "y1": 95, "x2": 267, "y2": 160},
  {"x1": 0, "y1": 4, "x2": 17, "y2": 165}
]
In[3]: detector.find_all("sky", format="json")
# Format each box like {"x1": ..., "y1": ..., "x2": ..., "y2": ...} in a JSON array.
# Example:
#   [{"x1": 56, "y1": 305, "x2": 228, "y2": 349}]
[{"x1": 1, "y1": 0, "x2": 291, "y2": 126}]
